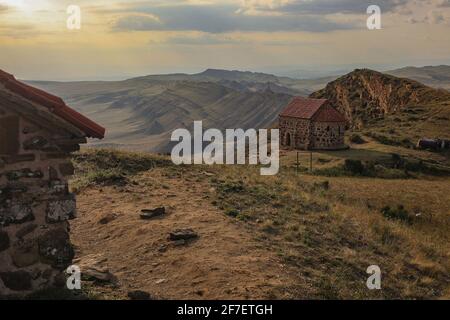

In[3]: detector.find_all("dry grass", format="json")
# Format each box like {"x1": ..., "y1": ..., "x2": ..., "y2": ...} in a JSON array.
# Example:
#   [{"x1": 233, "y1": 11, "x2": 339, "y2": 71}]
[{"x1": 71, "y1": 147, "x2": 450, "y2": 299}]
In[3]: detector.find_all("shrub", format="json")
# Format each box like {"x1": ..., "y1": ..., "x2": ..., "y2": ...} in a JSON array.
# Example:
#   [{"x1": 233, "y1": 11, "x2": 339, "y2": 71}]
[
  {"x1": 344, "y1": 159, "x2": 365, "y2": 175},
  {"x1": 381, "y1": 205, "x2": 413, "y2": 224},
  {"x1": 225, "y1": 209, "x2": 240, "y2": 218},
  {"x1": 349, "y1": 133, "x2": 366, "y2": 144}
]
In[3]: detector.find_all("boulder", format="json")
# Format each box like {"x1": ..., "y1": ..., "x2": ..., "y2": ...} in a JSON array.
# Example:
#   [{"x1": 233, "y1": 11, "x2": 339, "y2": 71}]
[
  {"x1": 140, "y1": 207, "x2": 165, "y2": 220},
  {"x1": 168, "y1": 229, "x2": 198, "y2": 241}
]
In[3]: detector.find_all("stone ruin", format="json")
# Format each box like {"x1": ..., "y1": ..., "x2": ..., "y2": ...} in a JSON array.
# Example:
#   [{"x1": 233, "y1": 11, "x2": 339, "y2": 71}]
[{"x1": 0, "y1": 70, "x2": 105, "y2": 297}]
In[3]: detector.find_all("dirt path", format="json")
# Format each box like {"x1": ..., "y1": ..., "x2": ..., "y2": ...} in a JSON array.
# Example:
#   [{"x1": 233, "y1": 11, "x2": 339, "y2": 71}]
[{"x1": 70, "y1": 169, "x2": 294, "y2": 299}]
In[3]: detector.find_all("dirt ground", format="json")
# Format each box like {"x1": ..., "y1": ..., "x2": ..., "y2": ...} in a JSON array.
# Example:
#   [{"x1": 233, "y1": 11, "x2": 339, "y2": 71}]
[{"x1": 71, "y1": 169, "x2": 298, "y2": 300}]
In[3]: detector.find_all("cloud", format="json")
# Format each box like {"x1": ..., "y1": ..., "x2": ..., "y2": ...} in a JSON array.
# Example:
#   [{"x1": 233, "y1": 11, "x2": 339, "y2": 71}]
[
  {"x1": 241, "y1": 0, "x2": 408, "y2": 15},
  {"x1": 154, "y1": 33, "x2": 241, "y2": 45},
  {"x1": 0, "y1": 4, "x2": 11, "y2": 13},
  {"x1": 112, "y1": 3, "x2": 356, "y2": 33}
]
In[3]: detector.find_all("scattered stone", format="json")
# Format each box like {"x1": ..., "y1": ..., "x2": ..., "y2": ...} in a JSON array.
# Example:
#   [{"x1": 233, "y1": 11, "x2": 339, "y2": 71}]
[
  {"x1": 172, "y1": 239, "x2": 186, "y2": 247},
  {"x1": 158, "y1": 244, "x2": 167, "y2": 253},
  {"x1": 0, "y1": 270, "x2": 32, "y2": 291},
  {"x1": 98, "y1": 213, "x2": 118, "y2": 225},
  {"x1": 128, "y1": 290, "x2": 152, "y2": 300},
  {"x1": 0, "y1": 230, "x2": 10, "y2": 252},
  {"x1": 168, "y1": 229, "x2": 198, "y2": 241},
  {"x1": 82, "y1": 267, "x2": 117, "y2": 284},
  {"x1": 140, "y1": 207, "x2": 165, "y2": 220},
  {"x1": 155, "y1": 278, "x2": 167, "y2": 284}
]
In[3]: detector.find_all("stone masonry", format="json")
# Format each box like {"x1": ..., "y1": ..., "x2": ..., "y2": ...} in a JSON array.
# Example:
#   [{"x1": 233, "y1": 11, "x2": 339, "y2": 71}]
[
  {"x1": 279, "y1": 97, "x2": 347, "y2": 150},
  {"x1": 0, "y1": 69, "x2": 104, "y2": 297}
]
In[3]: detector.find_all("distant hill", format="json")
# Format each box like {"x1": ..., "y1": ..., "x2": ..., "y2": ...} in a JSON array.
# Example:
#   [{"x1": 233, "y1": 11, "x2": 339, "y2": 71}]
[
  {"x1": 387, "y1": 65, "x2": 450, "y2": 90},
  {"x1": 28, "y1": 77, "x2": 293, "y2": 152},
  {"x1": 311, "y1": 69, "x2": 450, "y2": 145},
  {"x1": 27, "y1": 67, "x2": 450, "y2": 152}
]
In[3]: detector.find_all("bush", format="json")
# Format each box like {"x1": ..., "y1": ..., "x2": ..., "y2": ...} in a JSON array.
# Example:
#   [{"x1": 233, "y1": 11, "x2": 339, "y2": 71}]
[
  {"x1": 344, "y1": 159, "x2": 365, "y2": 175},
  {"x1": 349, "y1": 133, "x2": 366, "y2": 144},
  {"x1": 381, "y1": 205, "x2": 413, "y2": 224}
]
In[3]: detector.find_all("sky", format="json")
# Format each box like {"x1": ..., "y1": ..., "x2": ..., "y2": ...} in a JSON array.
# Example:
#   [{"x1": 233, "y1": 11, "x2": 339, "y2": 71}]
[{"x1": 0, "y1": 0, "x2": 450, "y2": 80}]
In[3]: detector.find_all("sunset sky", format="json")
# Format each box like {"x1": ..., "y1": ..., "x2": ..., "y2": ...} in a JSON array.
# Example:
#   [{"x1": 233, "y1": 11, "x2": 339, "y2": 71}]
[{"x1": 1, "y1": 0, "x2": 450, "y2": 80}]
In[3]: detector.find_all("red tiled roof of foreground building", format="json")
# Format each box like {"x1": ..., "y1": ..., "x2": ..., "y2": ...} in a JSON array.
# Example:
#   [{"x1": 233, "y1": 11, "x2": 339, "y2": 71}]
[
  {"x1": 0, "y1": 69, "x2": 105, "y2": 139},
  {"x1": 280, "y1": 97, "x2": 346, "y2": 123}
]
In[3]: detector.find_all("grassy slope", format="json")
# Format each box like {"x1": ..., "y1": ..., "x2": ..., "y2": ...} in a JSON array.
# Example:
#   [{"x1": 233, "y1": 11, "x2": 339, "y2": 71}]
[{"x1": 69, "y1": 145, "x2": 450, "y2": 299}]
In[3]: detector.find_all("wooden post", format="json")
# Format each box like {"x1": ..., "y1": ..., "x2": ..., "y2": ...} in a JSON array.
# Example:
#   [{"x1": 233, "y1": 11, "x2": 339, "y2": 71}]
[{"x1": 296, "y1": 152, "x2": 299, "y2": 175}]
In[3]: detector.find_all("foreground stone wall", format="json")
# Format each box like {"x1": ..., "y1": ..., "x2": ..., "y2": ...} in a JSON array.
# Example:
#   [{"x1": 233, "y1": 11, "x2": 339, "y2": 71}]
[{"x1": 0, "y1": 109, "x2": 79, "y2": 297}]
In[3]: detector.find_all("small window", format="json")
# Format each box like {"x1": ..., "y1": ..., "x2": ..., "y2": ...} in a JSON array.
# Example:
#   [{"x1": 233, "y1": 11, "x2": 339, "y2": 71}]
[{"x1": 0, "y1": 116, "x2": 20, "y2": 156}]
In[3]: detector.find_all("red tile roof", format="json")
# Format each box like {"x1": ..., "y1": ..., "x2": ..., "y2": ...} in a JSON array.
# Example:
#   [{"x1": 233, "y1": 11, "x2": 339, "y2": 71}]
[
  {"x1": 279, "y1": 97, "x2": 327, "y2": 119},
  {"x1": 313, "y1": 105, "x2": 347, "y2": 123},
  {"x1": 280, "y1": 97, "x2": 346, "y2": 123},
  {"x1": 0, "y1": 69, "x2": 105, "y2": 139}
]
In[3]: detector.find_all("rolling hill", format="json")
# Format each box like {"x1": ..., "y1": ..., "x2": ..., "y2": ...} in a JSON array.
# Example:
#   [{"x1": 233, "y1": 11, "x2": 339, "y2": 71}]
[
  {"x1": 311, "y1": 69, "x2": 450, "y2": 146},
  {"x1": 387, "y1": 65, "x2": 450, "y2": 90},
  {"x1": 27, "y1": 67, "x2": 450, "y2": 152}
]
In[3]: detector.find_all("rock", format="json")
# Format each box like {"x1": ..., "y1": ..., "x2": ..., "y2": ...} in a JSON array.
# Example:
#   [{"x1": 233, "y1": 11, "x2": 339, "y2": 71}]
[
  {"x1": 82, "y1": 267, "x2": 117, "y2": 284},
  {"x1": 168, "y1": 229, "x2": 198, "y2": 241},
  {"x1": 128, "y1": 290, "x2": 152, "y2": 300},
  {"x1": 0, "y1": 201, "x2": 34, "y2": 225},
  {"x1": 76, "y1": 254, "x2": 116, "y2": 284},
  {"x1": 155, "y1": 278, "x2": 167, "y2": 284},
  {"x1": 38, "y1": 227, "x2": 75, "y2": 269},
  {"x1": 0, "y1": 270, "x2": 32, "y2": 291},
  {"x1": 158, "y1": 244, "x2": 167, "y2": 253},
  {"x1": 11, "y1": 239, "x2": 39, "y2": 267},
  {"x1": 172, "y1": 239, "x2": 186, "y2": 247},
  {"x1": 15, "y1": 223, "x2": 38, "y2": 239},
  {"x1": 98, "y1": 213, "x2": 118, "y2": 225},
  {"x1": 0, "y1": 230, "x2": 10, "y2": 252},
  {"x1": 46, "y1": 197, "x2": 76, "y2": 223},
  {"x1": 140, "y1": 207, "x2": 165, "y2": 220}
]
